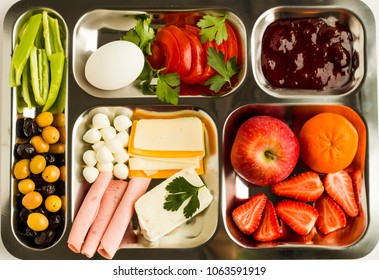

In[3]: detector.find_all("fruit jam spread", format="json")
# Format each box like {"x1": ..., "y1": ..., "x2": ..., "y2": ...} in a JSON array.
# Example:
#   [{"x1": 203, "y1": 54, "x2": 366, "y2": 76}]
[{"x1": 261, "y1": 18, "x2": 359, "y2": 90}]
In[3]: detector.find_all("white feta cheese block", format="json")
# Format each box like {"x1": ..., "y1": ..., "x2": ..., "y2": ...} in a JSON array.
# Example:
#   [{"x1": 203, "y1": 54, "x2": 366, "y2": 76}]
[{"x1": 134, "y1": 168, "x2": 213, "y2": 242}]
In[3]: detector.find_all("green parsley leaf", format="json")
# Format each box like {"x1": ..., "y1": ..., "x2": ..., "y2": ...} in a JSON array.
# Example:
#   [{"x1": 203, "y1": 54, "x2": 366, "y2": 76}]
[
  {"x1": 156, "y1": 72, "x2": 180, "y2": 105},
  {"x1": 204, "y1": 47, "x2": 239, "y2": 92},
  {"x1": 197, "y1": 14, "x2": 228, "y2": 45},
  {"x1": 164, "y1": 176, "x2": 206, "y2": 219},
  {"x1": 122, "y1": 15, "x2": 155, "y2": 55}
]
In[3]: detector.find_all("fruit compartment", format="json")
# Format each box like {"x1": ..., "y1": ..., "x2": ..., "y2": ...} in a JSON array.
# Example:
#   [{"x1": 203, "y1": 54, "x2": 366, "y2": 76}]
[
  {"x1": 73, "y1": 9, "x2": 247, "y2": 99},
  {"x1": 251, "y1": 6, "x2": 365, "y2": 97},
  {"x1": 222, "y1": 104, "x2": 368, "y2": 248},
  {"x1": 7, "y1": 8, "x2": 68, "y2": 250},
  {"x1": 71, "y1": 105, "x2": 219, "y2": 249}
]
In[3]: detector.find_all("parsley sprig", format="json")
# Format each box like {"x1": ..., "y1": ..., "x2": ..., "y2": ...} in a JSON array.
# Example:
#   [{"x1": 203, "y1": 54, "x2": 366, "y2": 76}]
[
  {"x1": 197, "y1": 14, "x2": 228, "y2": 45},
  {"x1": 164, "y1": 176, "x2": 206, "y2": 219},
  {"x1": 204, "y1": 47, "x2": 239, "y2": 92}
]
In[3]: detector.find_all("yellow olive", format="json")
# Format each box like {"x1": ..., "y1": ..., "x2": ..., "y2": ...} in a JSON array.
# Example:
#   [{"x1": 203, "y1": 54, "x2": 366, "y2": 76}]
[
  {"x1": 52, "y1": 113, "x2": 65, "y2": 127},
  {"x1": 35, "y1": 112, "x2": 54, "y2": 128},
  {"x1": 48, "y1": 143, "x2": 65, "y2": 154},
  {"x1": 45, "y1": 195, "x2": 62, "y2": 212},
  {"x1": 29, "y1": 155, "x2": 46, "y2": 174},
  {"x1": 30, "y1": 135, "x2": 49, "y2": 153},
  {"x1": 42, "y1": 126, "x2": 60, "y2": 144},
  {"x1": 27, "y1": 212, "x2": 49, "y2": 231},
  {"x1": 18, "y1": 178, "x2": 35, "y2": 194},
  {"x1": 42, "y1": 165, "x2": 60, "y2": 183},
  {"x1": 22, "y1": 191, "x2": 43, "y2": 210},
  {"x1": 13, "y1": 159, "x2": 30, "y2": 179},
  {"x1": 59, "y1": 165, "x2": 66, "y2": 182}
]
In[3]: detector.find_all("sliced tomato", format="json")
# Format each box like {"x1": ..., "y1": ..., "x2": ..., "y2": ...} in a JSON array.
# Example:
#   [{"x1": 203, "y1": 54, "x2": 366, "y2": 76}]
[
  {"x1": 216, "y1": 39, "x2": 228, "y2": 63},
  {"x1": 155, "y1": 28, "x2": 181, "y2": 74},
  {"x1": 181, "y1": 27, "x2": 205, "y2": 84},
  {"x1": 146, "y1": 42, "x2": 165, "y2": 70},
  {"x1": 225, "y1": 22, "x2": 239, "y2": 62},
  {"x1": 195, "y1": 40, "x2": 216, "y2": 84},
  {"x1": 161, "y1": 12, "x2": 202, "y2": 27},
  {"x1": 165, "y1": 25, "x2": 192, "y2": 77}
]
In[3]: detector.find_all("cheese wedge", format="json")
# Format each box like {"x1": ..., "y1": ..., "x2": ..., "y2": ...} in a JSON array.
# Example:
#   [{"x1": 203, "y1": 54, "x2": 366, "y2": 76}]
[{"x1": 134, "y1": 168, "x2": 213, "y2": 242}]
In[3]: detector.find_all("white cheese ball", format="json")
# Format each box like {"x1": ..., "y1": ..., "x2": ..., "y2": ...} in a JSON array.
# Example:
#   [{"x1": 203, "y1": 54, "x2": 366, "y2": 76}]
[
  {"x1": 83, "y1": 166, "x2": 99, "y2": 183},
  {"x1": 113, "y1": 149, "x2": 129, "y2": 163},
  {"x1": 83, "y1": 128, "x2": 102, "y2": 144},
  {"x1": 115, "y1": 130, "x2": 129, "y2": 147},
  {"x1": 106, "y1": 138, "x2": 124, "y2": 154},
  {"x1": 113, "y1": 114, "x2": 133, "y2": 132},
  {"x1": 92, "y1": 113, "x2": 110, "y2": 129},
  {"x1": 96, "y1": 146, "x2": 114, "y2": 163},
  {"x1": 113, "y1": 163, "x2": 129, "y2": 179},
  {"x1": 115, "y1": 107, "x2": 133, "y2": 118},
  {"x1": 91, "y1": 140, "x2": 105, "y2": 152},
  {"x1": 100, "y1": 126, "x2": 117, "y2": 142},
  {"x1": 83, "y1": 150, "x2": 97, "y2": 167},
  {"x1": 96, "y1": 162, "x2": 114, "y2": 172}
]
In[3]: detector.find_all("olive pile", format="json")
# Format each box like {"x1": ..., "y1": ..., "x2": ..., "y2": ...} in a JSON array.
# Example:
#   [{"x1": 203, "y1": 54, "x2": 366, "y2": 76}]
[{"x1": 13, "y1": 112, "x2": 66, "y2": 248}]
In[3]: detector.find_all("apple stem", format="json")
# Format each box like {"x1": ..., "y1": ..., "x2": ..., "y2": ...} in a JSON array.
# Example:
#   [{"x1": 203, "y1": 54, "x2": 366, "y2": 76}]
[{"x1": 264, "y1": 150, "x2": 276, "y2": 160}]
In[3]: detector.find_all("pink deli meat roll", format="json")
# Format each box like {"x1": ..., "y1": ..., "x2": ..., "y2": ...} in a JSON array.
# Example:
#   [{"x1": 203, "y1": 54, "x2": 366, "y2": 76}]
[
  {"x1": 97, "y1": 177, "x2": 151, "y2": 259},
  {"x1": 68, "y1": 171, "x2": 113, "y2": 253},
  {"x1": 81, "y1": 179, "x2": 128, "y2": 258}
]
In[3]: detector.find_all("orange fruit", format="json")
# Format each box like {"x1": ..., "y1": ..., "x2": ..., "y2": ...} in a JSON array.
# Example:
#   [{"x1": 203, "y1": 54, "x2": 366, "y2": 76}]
[{"x1": 298, "y1": 112, "x2": 358, "y2": 173}]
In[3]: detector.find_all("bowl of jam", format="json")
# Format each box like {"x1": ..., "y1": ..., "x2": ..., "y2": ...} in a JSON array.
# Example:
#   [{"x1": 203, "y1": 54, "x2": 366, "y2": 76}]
[{"x1": 252, "y1": 7, "x2": 365, "y2": 97}]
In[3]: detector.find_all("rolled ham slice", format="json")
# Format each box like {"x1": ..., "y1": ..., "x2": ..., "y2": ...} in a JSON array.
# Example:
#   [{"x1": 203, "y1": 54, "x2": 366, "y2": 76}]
[
  {"x1": 80, "y1": 179, "x2": 128, "y2": 258},
  {"x1": 97, "y1": 177, "x2": 151, "y2": 259},
  {"x1": 68, "y1": 171, "x2": 113, "y2": 253}
]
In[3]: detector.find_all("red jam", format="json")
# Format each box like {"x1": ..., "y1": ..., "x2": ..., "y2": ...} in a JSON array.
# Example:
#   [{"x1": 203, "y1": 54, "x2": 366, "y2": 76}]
[{"x1": 261, "y1": 18, "x2": 359, "y2": 90}]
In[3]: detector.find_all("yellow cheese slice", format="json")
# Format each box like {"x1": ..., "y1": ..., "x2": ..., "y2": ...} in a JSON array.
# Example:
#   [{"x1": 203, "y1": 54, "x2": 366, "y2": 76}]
[
  {"x1": 128, "y1": 117, "x2": 205, "y2": 158},
  {"x1": 129, "y1": 157, "x2": 201, "y2": 171}
]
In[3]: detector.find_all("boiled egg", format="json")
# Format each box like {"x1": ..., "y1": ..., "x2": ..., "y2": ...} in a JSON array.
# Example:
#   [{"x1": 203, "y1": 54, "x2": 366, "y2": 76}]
[{"x1": 85, "y1": 40, "x2": 145, "y2": 90}]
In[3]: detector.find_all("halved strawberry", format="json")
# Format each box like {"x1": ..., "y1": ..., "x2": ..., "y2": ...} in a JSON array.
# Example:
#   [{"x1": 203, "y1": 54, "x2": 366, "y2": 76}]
[
  {"x1": 275, "y1": 200, "x2": 319, "y2": 235},
  {"x1": 315, "y1": 193, "x2": 347, "y2": 235},
  {"x1": 349, "y1": 169, "x2": 363, "y2": 208},
  {"x1": 253, "y1": 200, "x2": 281, "y2": 241},
  {"x1": 232, "y1": 193, "x2": 267, "y2": 235},
  {"x1": 271, "y1": 171, "x2": 324, "y2": 202},
  {"x1": 324, "y1": 170, "x2": 358, "y2": 217}
]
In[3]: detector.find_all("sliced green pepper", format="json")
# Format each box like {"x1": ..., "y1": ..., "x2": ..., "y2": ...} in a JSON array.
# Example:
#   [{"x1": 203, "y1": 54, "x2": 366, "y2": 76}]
[
  {"x1": 30, "y1": 46, "x2": 49, "y2": 106},
  {"x1": 42, "y1": 52, "x2": 65, "y2": 112},
  {"x1": 10, "y1": 13, "x2": 42, "y2": 86},
  {"x1": 48, "y1": 57, "x2": 67, "y2": 114},
  {"x1": 21, "y1": 59, "x2": 32, "y2": 108},
  {"x1": 43, "y1": 11, "x2": 63, "y2": 57}
]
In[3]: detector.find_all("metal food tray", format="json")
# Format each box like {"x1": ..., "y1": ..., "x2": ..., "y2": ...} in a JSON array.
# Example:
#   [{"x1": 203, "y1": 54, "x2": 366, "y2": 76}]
[{"x1": 1, "y1": 0, "x2": 378, "y2": 260}]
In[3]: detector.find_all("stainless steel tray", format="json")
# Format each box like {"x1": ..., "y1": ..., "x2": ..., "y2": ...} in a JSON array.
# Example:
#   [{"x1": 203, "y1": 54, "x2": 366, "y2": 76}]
[{"x1": 1, "y1": 0, "x2": 378, "y2": 259}]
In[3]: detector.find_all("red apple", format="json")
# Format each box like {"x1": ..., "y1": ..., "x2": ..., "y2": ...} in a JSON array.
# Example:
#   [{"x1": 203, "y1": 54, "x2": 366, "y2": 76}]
[{"x1": 230, "y1": 115, "x2": 300, "y2": 186}]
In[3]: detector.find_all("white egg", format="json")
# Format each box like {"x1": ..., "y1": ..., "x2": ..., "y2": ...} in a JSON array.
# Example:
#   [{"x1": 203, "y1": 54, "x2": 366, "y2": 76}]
[
  {"x1": 113, "y1": 114, "x2": 132, "y2": 131},
  {"x1": 85, "y1": 40, "x2": 145, "y2": 90},
  {"x1": 83, "y1": 166, "x2": 99, "y2": 183},
  {"x1": 83, "y1": 150, "x2": 97, "y2": 167},
  {"x1": 115, "y1": 130, "x2": 130, "y2": 147},
  {"x1": 83, "y1": 128, "x2": 102, "y2": 144},
  {"x1": 100, "y1": 126, "x2": 117, "y2": 142},
  {"x1": 96, "y1": 162, "x2": 114, "y2": 172},
  {"x1": 96, "y1": 146, "x2": 114, "y2": 163},
  {"x1": 92, "y1": 113, "x2": 110, "y2": 129},
  {"x1": 113, "y1": 149, "x2": 130, "y2": 163},
  {"x1": 113, "y1": 163, "x2": 129, "y2": 179}
]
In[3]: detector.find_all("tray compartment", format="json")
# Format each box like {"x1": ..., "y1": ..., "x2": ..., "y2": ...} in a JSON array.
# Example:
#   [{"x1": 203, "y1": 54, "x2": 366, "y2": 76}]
[
  {"x1": 73, "y1": 9, "x2": 247, "y2": 99},
  {"x1": 252, "y1": 6, "x2": 365, "y2": 97}
]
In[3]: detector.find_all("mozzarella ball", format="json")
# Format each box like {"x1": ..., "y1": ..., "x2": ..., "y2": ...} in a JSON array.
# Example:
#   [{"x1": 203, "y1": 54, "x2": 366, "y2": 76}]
[
  {"x1": 96, "y1": 162, "x2": 114, "y2": 172},
  {"x1": 113, "y1": 115, "x2": 132, "y2": 132},
  {"x1": 92, "y1": 113, "x2": 110, "y2": 129},
  {"x1": 106, "y1": 138, "x2": 124, "y2": 154},
  {"x1": 83, "y1": 128, "x2": 101, "y2": 144},
  {"x1": 113, "y1": 149, "x2": 129, "y2": 163},
  {"x1": 96, "y1": 146, "x2": 114, "y2": 163},
  {"x1": 83, "y1": 150, "x2": 97, "y2": 167},
  {"x1": 100, "y1": 126, "x2": 117, "y2": 142},
  {"x1": 83, "y1": 166, "x2": 99, "y2": 183},
  {"x1": 113, "y1": 163, "x2": 129, "y2": 179},
  {"x1": 115, "y1": 130, "x2": 129, "y2": 147},
  {"x1": 92, "y1": 140, "x2": 105, "y2": 152}
]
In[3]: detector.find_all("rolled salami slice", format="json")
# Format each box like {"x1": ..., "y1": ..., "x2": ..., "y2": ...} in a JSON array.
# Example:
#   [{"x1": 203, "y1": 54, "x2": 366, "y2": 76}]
[
  {"x1": 97, "y1": 177, "x2": 151, "y2": 259},
  {"x1": 68, "y1": 171, "x2": 113, "y2": 253},
  {"x1": 81, "y1": 179, "x2": 128, "y2": 258}
]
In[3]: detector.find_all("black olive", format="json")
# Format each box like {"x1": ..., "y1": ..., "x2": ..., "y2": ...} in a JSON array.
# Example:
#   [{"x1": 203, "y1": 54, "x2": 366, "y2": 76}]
[
  {"x1": 34, "y1": 230, "x2": 56, "y2": 247},
  {"x1": 19, "y1": 208, "x2": 32, "y2": 223},
  {"x1": 23, "y1": 118, "x2": 39, "y2": 138},
  {"x1": 16, "y1": 143, "x2": 37, "y2": 159},
  {"x1": 25, "y1": 227, "x2": 38, "y2": 238},
  {"x1": 16, "y1": 118, "x2": 27, "y2": 138},
  {"x1": 53, "y1": 153, "x2": 65, "y2": 166},
  {"x1": 48, "y1": 214, "x2": 62, "y2": 229},
  {"x1": 35, "y1": 206, "x2": 49, "y2": 217},
  {"x1": 29, "y1": 173, "x2": 44, "y2": 186},
  {"x1": 40, "y1": 184, "x2": 56, "y2": 196},
  {"x1": 43, "y1": 153, "x2": 56, "y2": 165}
]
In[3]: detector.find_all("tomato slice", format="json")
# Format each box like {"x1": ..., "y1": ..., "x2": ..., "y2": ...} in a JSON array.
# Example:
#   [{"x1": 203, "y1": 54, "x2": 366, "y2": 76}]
[
  {"x1": 195, "y1": 40, "x2": 216, "y2": 84},
  {"x1": 155, "y1": 28, "x2": 181, "y2": 74},
  {"x1": 181, "y1": 27, "x2": 205, "y2": 84},
  {"x1": 165, "y1": 25, "x2": 192, "y2": 77},
  {"x1": 225, "y1": 22, "x2": 239, "y2": 62},
  {"x1": 146, "y1": 42, "x2": 165, "y2": 70}
]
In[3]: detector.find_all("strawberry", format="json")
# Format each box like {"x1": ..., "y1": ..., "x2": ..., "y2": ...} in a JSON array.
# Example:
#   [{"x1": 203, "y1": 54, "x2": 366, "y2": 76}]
[
  {"x1": 324, "y1": 170, "x2": 358, "y2": 217},
  {"x1": 253, "y1": 199, "x2": 281, "y2": 241},
  {"x1": 315, "y1": 193, "x2": 347, "y2": 235},
  {"x1": 232, "y1": 193, "x2": 267, "y2": 235},
  {"x1": 275, "y1": 200, "x2": 319, "y2": 235},
  {"x1": 348, "y1": 169, "x2": 363, "y2": 208},
  {"x1": 271, "y1": 171, "x2": 324, "y2": 202}
]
